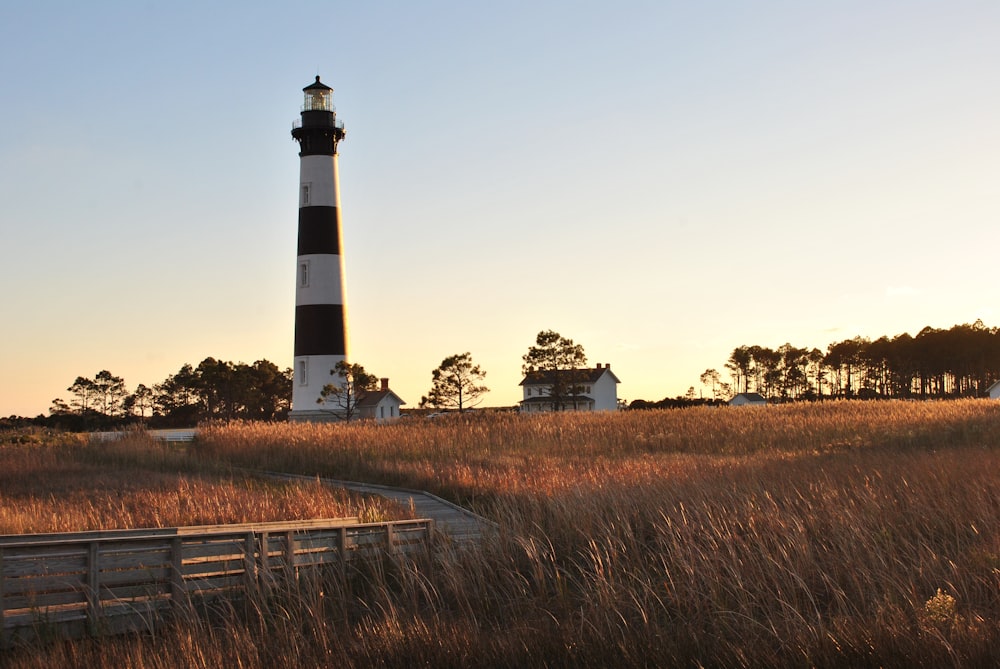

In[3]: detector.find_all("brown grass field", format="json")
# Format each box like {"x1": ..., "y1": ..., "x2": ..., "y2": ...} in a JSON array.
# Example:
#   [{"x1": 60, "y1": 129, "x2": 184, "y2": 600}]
[
  {"x1": 0, "y1": 430, "x2": 410, "y2": 533},
  {"x1": 3, "y1": 400, "x2": 1000, "y2": 668}
]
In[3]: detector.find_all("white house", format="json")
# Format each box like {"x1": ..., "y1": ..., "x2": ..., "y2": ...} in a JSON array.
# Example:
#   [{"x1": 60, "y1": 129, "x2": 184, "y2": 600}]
[
  {"x1": 519, "y1": 363, "x2": 620, "y2": 412},
  {"x1": 357, "y1": 378, "x2": 405, "y2": 422},
  {"x1": 729, "y1": 392, "x2": 767, "y2": 407},
  {"x1": 988, "y1": 380, "x2": 1000, "y2": 400}
]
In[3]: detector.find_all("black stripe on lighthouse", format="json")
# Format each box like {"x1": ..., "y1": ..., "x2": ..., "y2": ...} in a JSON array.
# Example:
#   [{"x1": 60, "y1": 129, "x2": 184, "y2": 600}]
[
  {"x1": 297, "y1": 206, "x2": 341, "y2": 255},
  {"x1": 294, "y1": 304, "x2": 346, "y2": 356}
]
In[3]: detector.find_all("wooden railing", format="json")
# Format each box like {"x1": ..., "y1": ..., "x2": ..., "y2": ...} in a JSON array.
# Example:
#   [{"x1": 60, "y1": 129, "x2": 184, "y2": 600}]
[{"x1": 0, "y1": 517, "x2": 433, "y2": 646}]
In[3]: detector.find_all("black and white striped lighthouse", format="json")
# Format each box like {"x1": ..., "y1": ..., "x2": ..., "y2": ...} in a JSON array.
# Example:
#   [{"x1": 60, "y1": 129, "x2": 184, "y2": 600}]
[{"x1": 289, "y1": 76, "x2": 348, "y2": 421}]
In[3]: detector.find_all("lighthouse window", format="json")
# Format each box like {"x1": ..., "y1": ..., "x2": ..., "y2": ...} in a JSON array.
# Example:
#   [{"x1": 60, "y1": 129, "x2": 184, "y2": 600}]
[
  {"x1": 301, "y1": 183, "x2": 311, "y2": 206},
  {"x1": 300, "y1": 261, "x2": 310, "y2": 287},
  {"x1": 298, "y1": 360, "x2": 308, "y2": 385}
]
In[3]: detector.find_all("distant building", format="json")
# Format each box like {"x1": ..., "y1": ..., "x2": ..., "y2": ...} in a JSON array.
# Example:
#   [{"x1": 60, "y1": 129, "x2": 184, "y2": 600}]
[
  {"x1": 357, "y1": 378, "x2": 405, "y2": 422},
  {"x1": 729, "y1": 392, "x2": 767, "y2": 407},
  {"x1": 520, "y1": 363, "x2": 620, "y2": 413},
  {"x1": 988, "y1": 380, "x2": 1000, "y2": 400}
]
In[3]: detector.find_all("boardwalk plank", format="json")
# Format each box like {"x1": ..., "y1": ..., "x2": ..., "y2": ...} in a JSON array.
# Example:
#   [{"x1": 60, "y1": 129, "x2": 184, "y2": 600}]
[{"x1": 251, "y1": 471, "x2": 496, "y2": 544}]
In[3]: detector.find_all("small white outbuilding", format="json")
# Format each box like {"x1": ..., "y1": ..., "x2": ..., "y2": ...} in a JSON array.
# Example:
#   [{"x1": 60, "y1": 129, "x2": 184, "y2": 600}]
[
  {"x1": 357, "y1": 378, "x2": 405, "y2": 422},
  {"x1": 988, "y1": 380, "x2": 1000, "y2": 400},
  {"x1": 729, "y1": 392, "x2": 767, "y2": 407}
]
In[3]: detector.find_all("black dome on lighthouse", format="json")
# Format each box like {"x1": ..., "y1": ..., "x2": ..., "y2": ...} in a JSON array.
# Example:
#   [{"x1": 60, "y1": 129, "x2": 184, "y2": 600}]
[{"x1": 304, "y1": 75, "x2": 333, "y2": 92}]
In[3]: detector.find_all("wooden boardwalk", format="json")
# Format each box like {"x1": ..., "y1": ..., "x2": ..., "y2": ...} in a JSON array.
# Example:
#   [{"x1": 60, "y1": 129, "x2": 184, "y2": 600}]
[
  {"x1": 252, "y1": 471, "x2": 496, "y2": 544},
  {"x1": 1, "y1": 471, "x2": 494, "y2": 646},
  {"x1": 1, "y1": 517, "x2": 433, "y2": 646}
]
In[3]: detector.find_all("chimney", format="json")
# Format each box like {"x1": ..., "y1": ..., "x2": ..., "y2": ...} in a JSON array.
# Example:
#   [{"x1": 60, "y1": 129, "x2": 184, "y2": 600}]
[
  {"x1": 604, "y1": 363, "x2": 611, "y2": 370},
  {"x1": 595, "y1": 363, "x2": 602, "y2": 370},
  {"x1": 380, "y1": 378, "x2": 389, "y2": 392}
]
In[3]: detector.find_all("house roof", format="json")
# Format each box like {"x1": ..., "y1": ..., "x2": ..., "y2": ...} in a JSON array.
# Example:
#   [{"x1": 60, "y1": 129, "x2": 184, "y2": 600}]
[
  {"x1": 987, "y1": 379, "x2": 1000, "y2": 393},
  {"x1": 729, "y1": 392, "x2": 767, "y2": 404},
  {"x1": 520, "y1": 366, "x2": 621, "y2": 386},
  {"x1": 357, "y1": 388, "x2": 405, "y2": 408}
]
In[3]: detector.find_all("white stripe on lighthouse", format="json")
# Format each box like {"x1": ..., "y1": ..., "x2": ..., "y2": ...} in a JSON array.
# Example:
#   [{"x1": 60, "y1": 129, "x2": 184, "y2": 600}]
[
  {"x1": 293, "y1": 353, "x2": 345, "y2": 408},
  {"x1": 300, "y1": 155, "x2": 339, "y2": 206}
]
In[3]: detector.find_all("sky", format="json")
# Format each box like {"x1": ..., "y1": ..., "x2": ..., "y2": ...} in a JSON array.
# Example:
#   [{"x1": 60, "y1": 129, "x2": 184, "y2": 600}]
[{"x1": 1, "y1": 1, "x2": 998, "y2": 417}]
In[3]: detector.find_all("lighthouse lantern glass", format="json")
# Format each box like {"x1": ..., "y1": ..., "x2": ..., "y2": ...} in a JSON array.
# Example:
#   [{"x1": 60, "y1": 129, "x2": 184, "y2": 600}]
[{"x1": 304, "y1": 89, "x2": 333, "y2": 112}]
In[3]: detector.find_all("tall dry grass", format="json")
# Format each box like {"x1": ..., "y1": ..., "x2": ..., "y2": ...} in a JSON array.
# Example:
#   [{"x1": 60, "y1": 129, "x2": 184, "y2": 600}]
[
  {"x1": 0, "y1": 431, "x2": 410, "y2": 534},
  {"x1": 195, "y1": 399, "x2": 1000, "y2": 501},
  {"x1": 4, "y1": 401, "x2": 1000, "y2": 667}
]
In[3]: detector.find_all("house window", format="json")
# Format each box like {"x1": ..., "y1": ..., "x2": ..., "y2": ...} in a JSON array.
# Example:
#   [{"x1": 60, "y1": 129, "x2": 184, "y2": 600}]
[
  {"x1": 300, "y1": 261, "x2": 310, "y2": 287},
  {"x1": 298, "y1": 359, "x2": 308, "y2": 385}
]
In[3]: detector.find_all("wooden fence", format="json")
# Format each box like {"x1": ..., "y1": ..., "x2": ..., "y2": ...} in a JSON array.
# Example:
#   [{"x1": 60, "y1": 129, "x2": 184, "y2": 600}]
[{"x1": 0, "y1": 517, "x2": 433, "y2": 646}]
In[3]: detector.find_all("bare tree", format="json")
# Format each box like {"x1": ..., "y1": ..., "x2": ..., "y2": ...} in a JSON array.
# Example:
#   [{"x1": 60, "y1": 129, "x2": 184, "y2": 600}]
[
  {"x1": 522, "y1": 330, "x2": 588, "y2": 411},
  {"x1": 125, "y1": 384, "x2": 154, "y2": 419},
  {"x1": 317, "y1": 361, "x2": 378, "y2": 422},
  {"x1": 726, "y1": 346, "x2": 752, "y2": 395},
  {"x1": 699, "y1": 368, "x2": 722, "y2": 400},
  {"x1": 424, "y1": 352, "x2": 489, "y2": 413},
  {"x1": 67, "y1": 376, "x2": 97, "y2": 415},
  {"x1": 92, "y1": 370, "x2": 128, "y2": 417}
]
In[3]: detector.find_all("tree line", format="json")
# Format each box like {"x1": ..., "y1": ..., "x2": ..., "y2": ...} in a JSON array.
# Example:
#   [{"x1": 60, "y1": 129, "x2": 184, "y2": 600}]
[
  {"x1": 41, "y1": 358, "x2": 293, "y2": 430},
  {"x1": 6, "y1": 333, "x2": 561, "y2": 428},
  {"x1": 702, "y1": 320, "x2": 1000, "y2": 402},
  {"x1": 9, "y1": 322, "x2": 992, "y2": 430},
  {"x1": 4, "y1": 350, "x2": 495, "y2": 430}
]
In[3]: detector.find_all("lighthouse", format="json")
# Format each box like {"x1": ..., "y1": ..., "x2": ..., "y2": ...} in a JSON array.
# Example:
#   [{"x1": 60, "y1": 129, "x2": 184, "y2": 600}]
[{"x1": 289, "y1": 76, "x2": 349, "y2": 421}]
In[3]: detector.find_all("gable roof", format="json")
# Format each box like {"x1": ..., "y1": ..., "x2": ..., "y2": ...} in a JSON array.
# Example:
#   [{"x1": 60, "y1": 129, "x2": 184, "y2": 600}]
[
  {"x1": 356, "y1": 388, "x2": 405, "y2": 408},
  {"x1": 520, "y1": 366, "x2": 621, "y2": 386},
  {"x1": 729, "y1": 392, "x2": 767, "y2": 404}
]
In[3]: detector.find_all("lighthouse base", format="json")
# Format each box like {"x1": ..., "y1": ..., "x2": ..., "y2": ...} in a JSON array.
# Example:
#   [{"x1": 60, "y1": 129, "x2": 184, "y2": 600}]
[{"x1": 288, "y1": 408, "x2": 348, "y2": 423}]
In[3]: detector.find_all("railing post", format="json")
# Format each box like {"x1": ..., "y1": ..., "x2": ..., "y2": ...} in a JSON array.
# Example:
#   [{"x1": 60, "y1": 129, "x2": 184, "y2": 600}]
[
  {"x1": 170, "y1": 536, "x2": 185, "y2": 612},
  {"x1": 259, "y1": 531, "x2": 270, "y2": 581},
  {"x1": 244, "y1": 531, "x2": 257, "y2": 591},
  {"x1": 1, "y1": 547, "x2": 6, "y2": 648},
  {"x1": 388, "y1": 522, "x2": 397, "y2": 554},
  {"x1": 338, "y1": 526, "x2": 348, "y2": 582},
  {"x1": 285, "y1": 531, "x2": 296, "y2": 578},
  {"x1": 87, "y1": 541, "x2": 100, "y2": 635}
]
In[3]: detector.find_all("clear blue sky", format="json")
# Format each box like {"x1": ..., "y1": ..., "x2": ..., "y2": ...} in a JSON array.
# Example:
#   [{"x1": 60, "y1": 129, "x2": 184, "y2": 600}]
[{"x1": 2, "y1": 1, "x2": 998, "y2": 417}]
